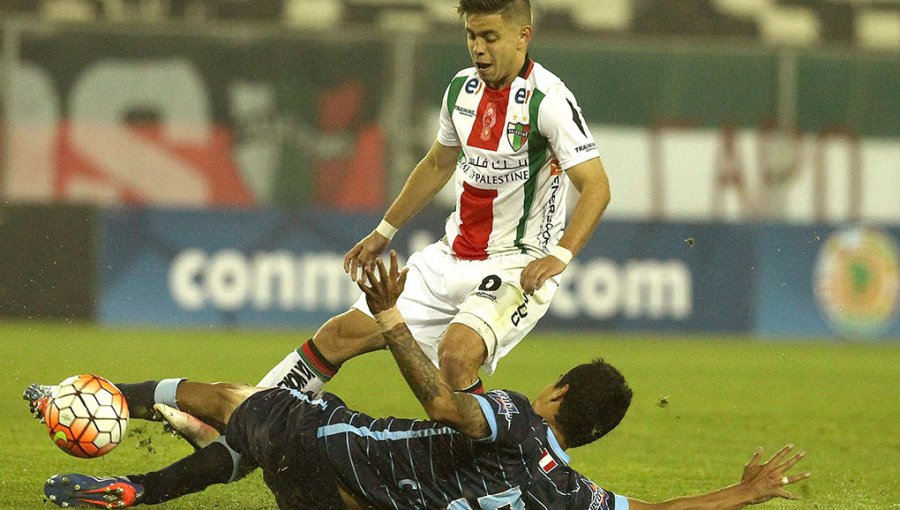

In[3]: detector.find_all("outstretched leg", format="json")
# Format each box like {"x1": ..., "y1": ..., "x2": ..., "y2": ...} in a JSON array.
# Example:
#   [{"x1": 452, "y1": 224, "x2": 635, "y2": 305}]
[
  {"x1": 130, "y1": 310, "x2": 383, "y2": 427},
  {"x1": 44, "y1": 438, "x2": 244, "y2": 508}
]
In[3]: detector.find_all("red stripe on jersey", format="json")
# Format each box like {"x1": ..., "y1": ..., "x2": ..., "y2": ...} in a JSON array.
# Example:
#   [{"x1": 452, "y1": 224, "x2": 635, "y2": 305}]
[
  {"x1": 467, "y1": 87, "x2": 511, "y2": 151},
  {"x1": 453, "y1": 182, "x2": 498, "y2": 260}
]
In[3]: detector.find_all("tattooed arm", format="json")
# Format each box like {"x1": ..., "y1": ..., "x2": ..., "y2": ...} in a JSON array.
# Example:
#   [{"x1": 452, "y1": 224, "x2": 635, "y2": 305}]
[{"x1": 358, "y1": 252, "x2": 491, "y2": 440}]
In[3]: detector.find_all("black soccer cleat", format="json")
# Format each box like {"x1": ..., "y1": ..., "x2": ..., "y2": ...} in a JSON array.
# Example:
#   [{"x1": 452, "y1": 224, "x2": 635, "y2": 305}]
[
  {"x1": 44, "y1": 474, "x2": 144, "y2": 508},
  {"x1": 23, "y1": 383, "x2": 56, "y2": 422}
]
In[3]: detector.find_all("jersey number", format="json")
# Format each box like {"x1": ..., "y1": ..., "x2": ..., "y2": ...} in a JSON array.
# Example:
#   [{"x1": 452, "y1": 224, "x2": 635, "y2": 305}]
[{"x1": 448, "y1": 487, "x2": 524, "y2": 510}]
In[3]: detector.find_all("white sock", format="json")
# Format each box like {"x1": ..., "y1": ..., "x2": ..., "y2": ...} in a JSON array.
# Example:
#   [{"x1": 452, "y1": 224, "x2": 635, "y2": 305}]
[{"x1": 256, "y1": 349, "x2": 326, "y2": 395}]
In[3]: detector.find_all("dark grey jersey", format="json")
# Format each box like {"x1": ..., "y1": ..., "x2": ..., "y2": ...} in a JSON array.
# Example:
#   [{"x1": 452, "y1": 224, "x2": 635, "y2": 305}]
[{"x1": 312, "y1": 389, "x2": 628, "y2": 510}]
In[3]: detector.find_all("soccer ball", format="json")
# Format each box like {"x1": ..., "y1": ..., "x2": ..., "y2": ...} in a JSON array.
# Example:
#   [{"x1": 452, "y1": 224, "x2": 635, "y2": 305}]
[{"x1": 43, "y1": 374, "x2": 129, "y2": 458}]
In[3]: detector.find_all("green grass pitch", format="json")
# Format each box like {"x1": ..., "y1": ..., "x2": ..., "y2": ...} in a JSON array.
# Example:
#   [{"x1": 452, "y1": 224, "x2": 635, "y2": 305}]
[{"x1": 1, "y1": 322, "x2": 898, "y2": 509}]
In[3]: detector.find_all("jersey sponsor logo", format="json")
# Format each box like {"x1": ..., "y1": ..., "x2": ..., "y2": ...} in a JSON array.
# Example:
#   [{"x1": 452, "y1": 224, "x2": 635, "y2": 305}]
[
  {"x1": 538, "y1": 448, "x2": 558, "y2": 473},
  {"x1": 455, "y1": 105, "x2": 477, "y2": 118},
  {"x1": 460, "y1": 160, "x2": 530, "y2": 186},
  {"x1": 489, "y1": 390, "x2": 520, "y2": 422},
  {"x1": 582, "y1": 478, "x2": 610, "y2": 510},
  {"x1": 506, "y1": 121, "x2": 530, "y2": 152},
  {"x1": 538, "y1": 175, "x2": 562, "y2": 250},
  {"x1": 514, "y1": 88, "x2": 529, "y2": 104},
  {"x1": 575, "y1": 142, "x2": 596, "y2": 153},
  {"x1": 465, "y1": 77, "x2": 480, "y2": 94}
]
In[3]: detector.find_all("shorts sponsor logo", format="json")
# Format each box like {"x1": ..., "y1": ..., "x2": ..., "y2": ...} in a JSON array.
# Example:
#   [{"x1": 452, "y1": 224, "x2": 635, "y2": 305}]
[
  {"x1": 814, "y1": 227, "x2": 899, "y2": 337},
  {"x1": 475, "y1": 291, "x2": 498, "y2": 302},
  {"x1": 510, "y1": 294, "x2": 530, "y2": 326}
]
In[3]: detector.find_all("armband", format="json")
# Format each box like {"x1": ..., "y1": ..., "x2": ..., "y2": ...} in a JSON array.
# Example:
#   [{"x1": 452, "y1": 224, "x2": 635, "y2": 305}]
[
  {"x1": 375, "y1": 219, "x2": 398, "y2": 240},
  {"x1": 549, "y1": 245, "x2": 573, "y2": 265}
]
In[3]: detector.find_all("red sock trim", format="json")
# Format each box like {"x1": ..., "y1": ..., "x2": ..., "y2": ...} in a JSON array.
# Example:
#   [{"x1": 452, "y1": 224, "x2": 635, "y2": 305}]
[
  {"x1": 459, "y1": 378, "x2": 485, "y2": 394},
  {"x1": 299, "y1": 340, "x2": 338, "y2": 380}
]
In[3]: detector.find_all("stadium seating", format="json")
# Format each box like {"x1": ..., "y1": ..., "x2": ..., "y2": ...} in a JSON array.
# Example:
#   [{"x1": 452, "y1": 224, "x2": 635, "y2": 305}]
[{"x1": 0, "y1": 0, "x2": 897, "y2": 49}]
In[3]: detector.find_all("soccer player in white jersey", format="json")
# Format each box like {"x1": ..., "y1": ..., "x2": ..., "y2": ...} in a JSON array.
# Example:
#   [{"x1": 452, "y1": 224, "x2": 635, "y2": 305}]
[
  {"x1": 25, "y1": 0, "x2": 611, "y2": 431},
  {"x1": 280, "y1": 0, "x2": 610, "y2": 396}
]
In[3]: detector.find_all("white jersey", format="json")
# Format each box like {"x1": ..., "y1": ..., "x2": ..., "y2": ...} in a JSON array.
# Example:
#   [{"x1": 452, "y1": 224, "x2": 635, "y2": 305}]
[{"x1": 437, "y1": 58, "x2": 600, "y2": 260}]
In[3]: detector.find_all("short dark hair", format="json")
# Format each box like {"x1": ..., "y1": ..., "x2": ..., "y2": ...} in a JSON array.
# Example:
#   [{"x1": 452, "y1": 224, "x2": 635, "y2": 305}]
[
  {"x1": 555, "y1": 359, "x2": 632, "y2": 448},
  {"x1": 457, "y1": 0, "x2": 532, "y2": 25}
]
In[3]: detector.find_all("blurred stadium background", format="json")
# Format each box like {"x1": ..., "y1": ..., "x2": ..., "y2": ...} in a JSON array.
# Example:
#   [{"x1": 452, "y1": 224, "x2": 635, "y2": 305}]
[
  {"x1": 0, "y1": 0, "x2": 898, "y2": 508},
  {"x1": 0, "y1": 0, "x2": 897, "y2": 337}
]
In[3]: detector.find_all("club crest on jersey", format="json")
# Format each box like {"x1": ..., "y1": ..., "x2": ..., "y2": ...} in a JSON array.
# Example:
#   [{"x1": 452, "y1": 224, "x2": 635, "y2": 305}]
[{"x1": 506, "y1": 121, "x2": 529, "y2": 152}]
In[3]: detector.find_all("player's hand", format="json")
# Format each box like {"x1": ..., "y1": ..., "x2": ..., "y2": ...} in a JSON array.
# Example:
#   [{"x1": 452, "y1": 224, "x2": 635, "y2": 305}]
[
  {"x1": 344, "y1": 231, "x2": 391, "y2": 283},
  {"x1": 740, "y1": 445, "x2": 810, "y2": 505},
  {"x1": 357, "y1": 251, "x2": 409, "y2": 315},
  {"x1": 520, "y1": 256, "x2": 566, "y2": 295}
]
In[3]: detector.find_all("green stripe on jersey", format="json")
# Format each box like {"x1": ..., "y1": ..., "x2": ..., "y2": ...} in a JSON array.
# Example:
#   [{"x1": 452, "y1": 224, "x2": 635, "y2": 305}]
[
  {"x1": 447, "y1": 76, "x2": 468, "y2": 115},
  {"x1": 515, "y1": 89, "x2": 548, "y2": 253}
]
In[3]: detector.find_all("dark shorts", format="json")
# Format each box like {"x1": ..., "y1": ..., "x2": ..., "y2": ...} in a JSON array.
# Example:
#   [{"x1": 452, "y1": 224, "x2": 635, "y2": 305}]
[{"x1": 226, "y1": 388, "x2": 345, "y2": 510}]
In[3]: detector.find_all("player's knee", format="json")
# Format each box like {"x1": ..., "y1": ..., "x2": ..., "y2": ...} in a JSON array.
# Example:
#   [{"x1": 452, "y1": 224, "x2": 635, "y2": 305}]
[
  {"x1": 438, "y1": 349, "x2": 483, "y2": 390},
  {"x1": 209, "y1": 382, "x2": 257, "y2": 423}
]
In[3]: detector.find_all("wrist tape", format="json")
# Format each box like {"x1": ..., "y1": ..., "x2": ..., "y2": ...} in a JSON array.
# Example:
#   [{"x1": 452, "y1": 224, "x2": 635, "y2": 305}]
[
  {"x1": 374, "y1": 307, "x2": 404, "y2": 332},
  {"x1": 549, "y1": 245, "x2": 573, "y2": 265},
  {"x1": 375, "y1": 220, "x2": 398, "y2": 240}
]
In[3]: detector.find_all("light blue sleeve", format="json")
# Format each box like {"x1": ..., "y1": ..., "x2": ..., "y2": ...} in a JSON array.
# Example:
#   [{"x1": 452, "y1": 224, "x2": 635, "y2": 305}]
[{"x1": 471, "y1": 393, "x2": 499, "y2": 442}]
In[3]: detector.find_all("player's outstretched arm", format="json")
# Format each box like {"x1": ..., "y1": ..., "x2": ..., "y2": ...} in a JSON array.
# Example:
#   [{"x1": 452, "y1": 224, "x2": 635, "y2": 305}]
[
  {"x1": 343, "y1": 140, "x2": 460, "y2": 282},
  {"x1": 627, "y1": 445, "x2": 811, "y2": 510},
  {"x1": 357, "y1": 252, "x2": 490, "y2": 440}
]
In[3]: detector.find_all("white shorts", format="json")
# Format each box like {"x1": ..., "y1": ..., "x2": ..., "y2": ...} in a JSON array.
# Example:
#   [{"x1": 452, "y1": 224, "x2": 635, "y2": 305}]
[{"x1": 352, "y1": 241, "x2": 559, "y2": 374}]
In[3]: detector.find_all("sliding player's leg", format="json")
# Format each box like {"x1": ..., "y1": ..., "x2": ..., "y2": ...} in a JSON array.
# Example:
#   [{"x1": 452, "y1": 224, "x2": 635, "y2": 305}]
[
  {"x1": 45, "y1": 388, "x2": 346, "y2": 509},
  {"x1": 23, "y1": 310, "x2": 383, "y2": 427},
  {"x1": 44, "y1": 437, "x2": 242, "y2": 508},
  {"x1": 43, "y1": 387, "x2": 261, "y2": 508}
]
